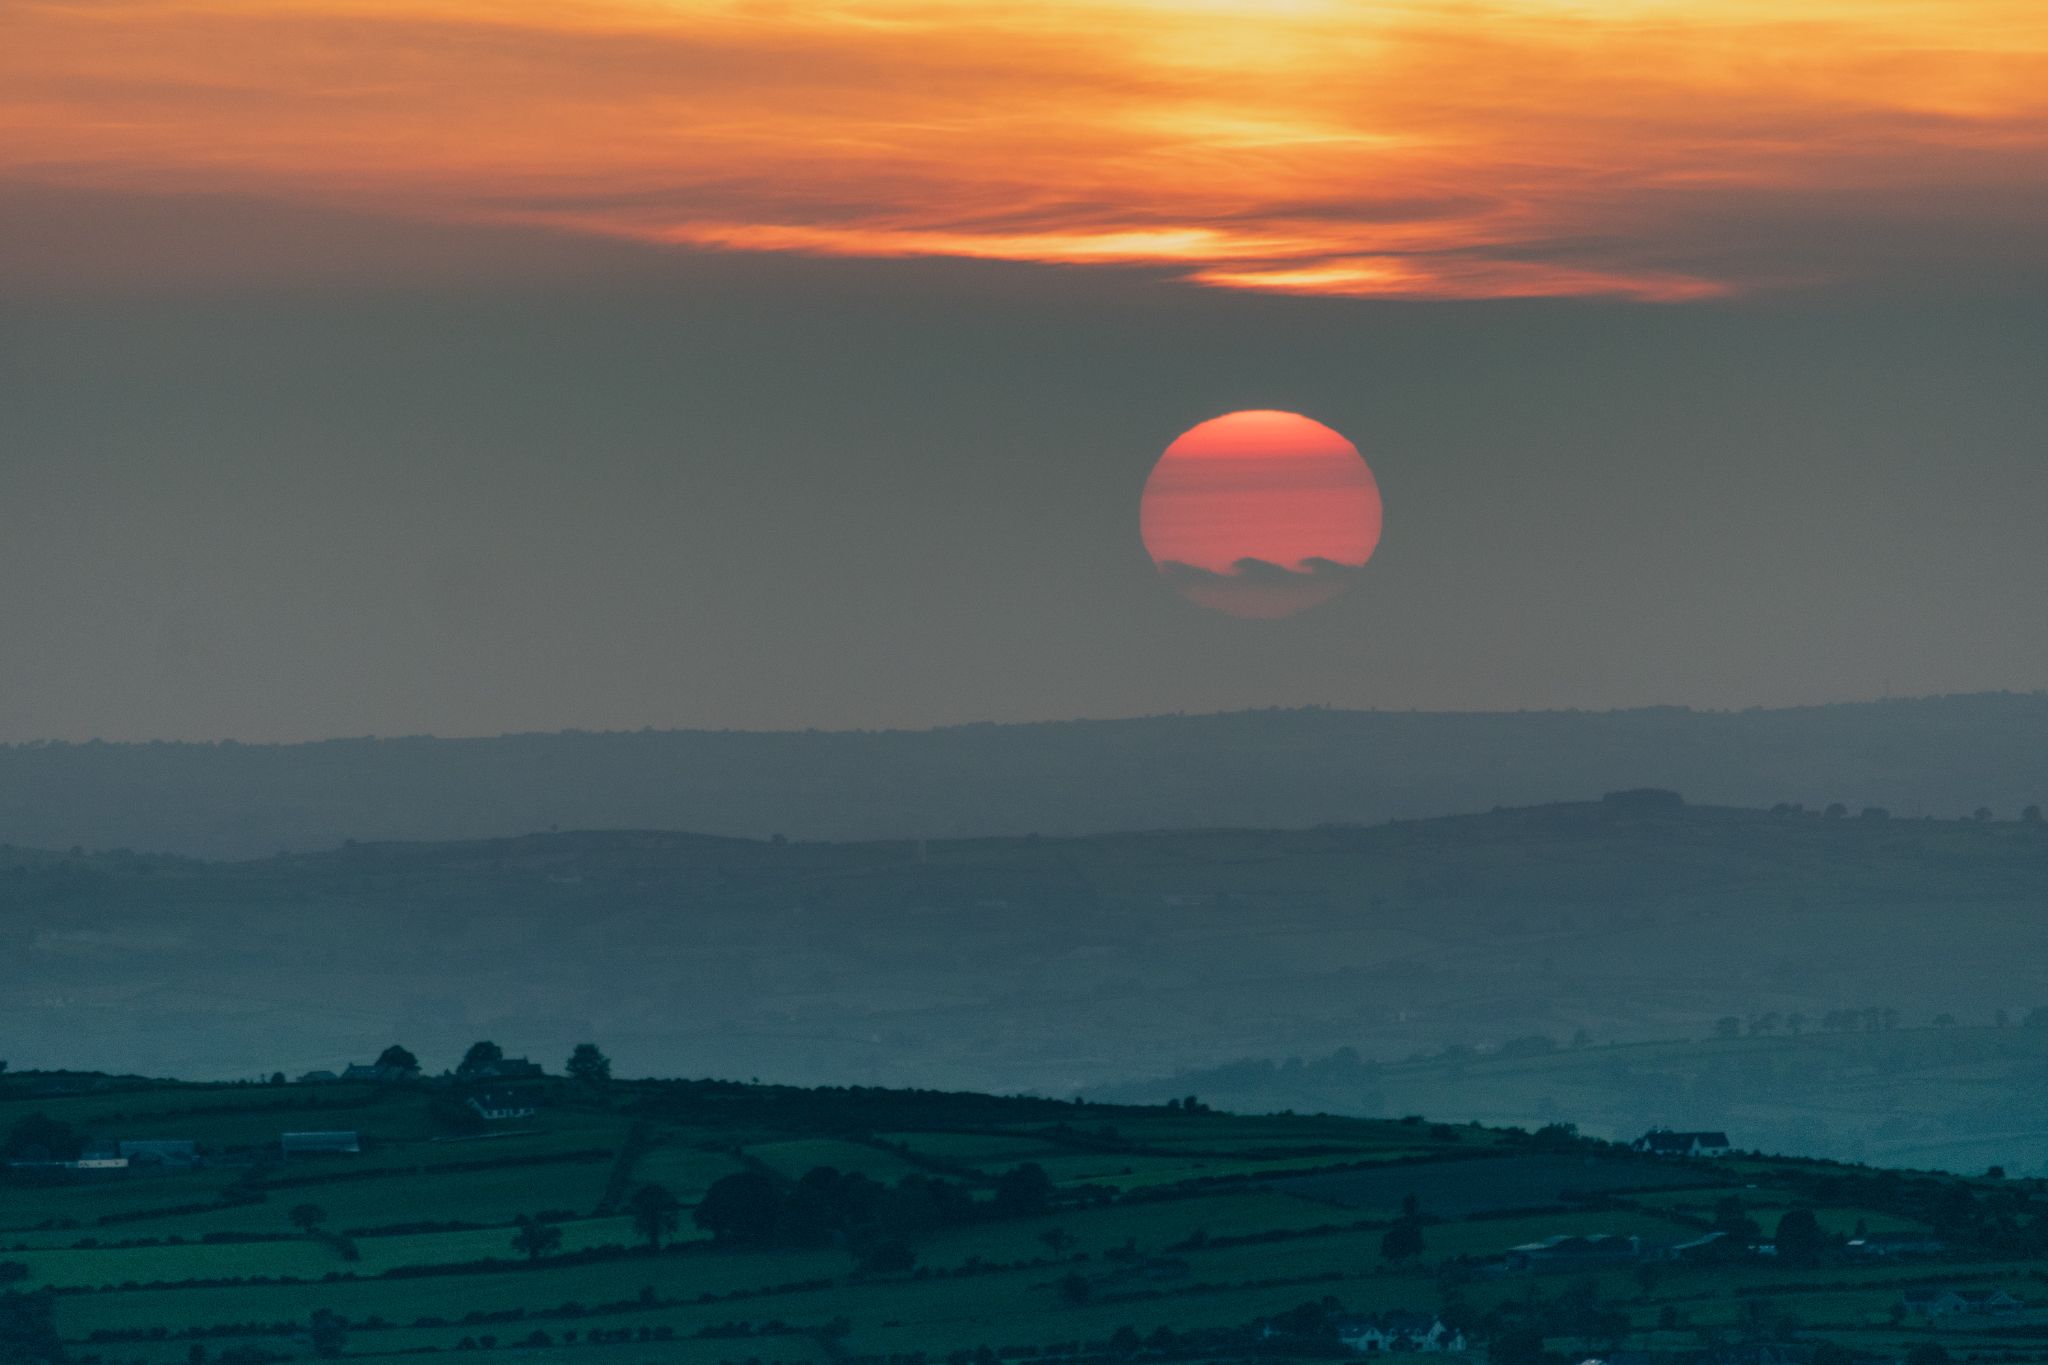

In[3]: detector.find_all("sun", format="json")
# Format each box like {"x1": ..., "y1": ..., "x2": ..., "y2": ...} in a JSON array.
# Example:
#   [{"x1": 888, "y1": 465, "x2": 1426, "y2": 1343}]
[{"x1": 1139, "y1": 410, "x2": 1383, "y2": 618}]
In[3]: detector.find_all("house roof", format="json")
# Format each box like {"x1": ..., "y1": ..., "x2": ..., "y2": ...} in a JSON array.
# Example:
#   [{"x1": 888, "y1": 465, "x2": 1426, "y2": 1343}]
[{"x1": 1635, "y1": 1128, "x2": 1731, "y2": 1150}]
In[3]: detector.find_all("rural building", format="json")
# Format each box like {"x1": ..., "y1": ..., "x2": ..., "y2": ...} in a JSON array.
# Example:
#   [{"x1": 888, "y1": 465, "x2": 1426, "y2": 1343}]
[
  {"x1": 1659, "y1": 1231, "x2": 1732, "y2": 1262},
  {"x1": 280, "y1": 1130, "x2": 361, "y2": 1157},
  {"x1": 471, "y1": 1057, "x2": 545, "y2": 1080},
  {"x1": 1901, "y1": 1288, "x2": 2022, "y2": 1316},
  {"x1": 1335, "y1": 1312, "x2": 1467, "y2": 1353},
  {"x1": 118, "y1": 1139, "x2": 199, "y2": 1168},
  {"x1": 1847, "y1": 1231, "x2": 1946, "y2": 1258},
  {"x1": 1631, "y1": 1128, "x2": 1732, "y2": 1157},
  {"x1": 468, "y1": 1091, "x2": 539, "y2": 1121},
  {"x1": 1503, "y1": 1233, "x2": 1643, "y2": 1271},
  {"x1": 73, "y1": 1142, "x2": 129, "y2": 1171}
]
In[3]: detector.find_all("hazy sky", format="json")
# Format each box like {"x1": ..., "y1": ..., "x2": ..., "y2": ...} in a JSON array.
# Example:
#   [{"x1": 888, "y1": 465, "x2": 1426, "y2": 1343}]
[{"x1": 3, "y1": 2, "x2": 2046, "y2": 742}]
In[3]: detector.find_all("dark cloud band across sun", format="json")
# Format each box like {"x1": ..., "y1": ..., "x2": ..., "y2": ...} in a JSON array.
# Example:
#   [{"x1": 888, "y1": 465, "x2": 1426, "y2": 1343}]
[{"x1": 5, "y1": 1, "x2": 2047, "y2": 300}]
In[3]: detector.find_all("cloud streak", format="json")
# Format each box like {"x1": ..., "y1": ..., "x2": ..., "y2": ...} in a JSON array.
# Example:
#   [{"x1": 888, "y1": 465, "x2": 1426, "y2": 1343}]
[{"x1": 4, "y1": 0, "x2": 2046, "y2": 299}]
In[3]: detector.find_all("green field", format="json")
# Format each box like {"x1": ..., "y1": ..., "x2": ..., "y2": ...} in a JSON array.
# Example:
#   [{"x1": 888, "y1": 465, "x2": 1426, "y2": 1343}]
[{"x1": 6, "y1": 1069, "x2": 2047, "y2": 1365}]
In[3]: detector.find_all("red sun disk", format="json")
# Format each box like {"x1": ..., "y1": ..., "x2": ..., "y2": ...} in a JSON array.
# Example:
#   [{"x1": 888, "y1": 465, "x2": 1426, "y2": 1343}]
[{"x1": 1139, "y1": 410, "x2": 1383, "y2": 618}]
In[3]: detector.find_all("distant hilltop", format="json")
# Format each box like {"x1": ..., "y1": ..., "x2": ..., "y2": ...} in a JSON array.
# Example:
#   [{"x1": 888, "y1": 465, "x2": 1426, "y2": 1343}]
[{"x1": 3, "y1": 691, "x2": 2046, "y2": 858}]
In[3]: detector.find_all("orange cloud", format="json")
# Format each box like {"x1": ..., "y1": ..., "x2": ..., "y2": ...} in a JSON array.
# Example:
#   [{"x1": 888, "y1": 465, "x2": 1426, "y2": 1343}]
[{"x1": 4, "y1": 0, "x2": 2045, "y2": 299}]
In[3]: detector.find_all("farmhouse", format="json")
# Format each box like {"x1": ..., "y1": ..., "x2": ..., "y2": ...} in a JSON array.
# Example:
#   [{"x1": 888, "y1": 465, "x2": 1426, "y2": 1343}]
[
  {"x1": 1335, "y1": 1312, "x2": 1466, "y2": 1353},
  {"x1": 468, "y1": 1091, "x2": 539, "y2": 1121},
  {"x1": 1901, "y1": 1288, "x2": 2022, "y2": 1316},
  {"x1": 1660, "y1": 1231, "x2": 1733, "y2": 1262},
  {"x1": 118, "y1": 1139, "x2": 199, "y2": 1168},
  {"x1": 1631, "y1": 1128, "x2": 1732, "y2": 1157},
  {"x1": 471, "y1": 1057, "x2": 545, "y2": 1080},
  {"x1": 280, "y1": 1130, "x2": 361, "y2": 1157}
]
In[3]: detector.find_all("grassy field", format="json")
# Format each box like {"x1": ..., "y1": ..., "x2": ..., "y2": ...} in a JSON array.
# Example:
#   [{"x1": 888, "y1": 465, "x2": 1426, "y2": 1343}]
[{"x1": 7, "y1": 1069, "x2": 2048, "y2": 1365}]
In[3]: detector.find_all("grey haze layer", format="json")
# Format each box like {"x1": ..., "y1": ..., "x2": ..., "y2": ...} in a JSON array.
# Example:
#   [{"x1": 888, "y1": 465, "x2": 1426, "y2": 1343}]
[
  {"x1": 2, "y1": 693, "x2": 2044, "y2": 858},
  {"x1": 9, "y1": 797, "x2": 2048, "y2": 1174}
]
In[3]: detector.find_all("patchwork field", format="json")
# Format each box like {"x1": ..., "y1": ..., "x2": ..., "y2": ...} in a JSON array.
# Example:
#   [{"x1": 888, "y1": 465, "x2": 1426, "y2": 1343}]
[{"x1": 6, "y1": 1069, "x2": 2047, "y2": 1365}]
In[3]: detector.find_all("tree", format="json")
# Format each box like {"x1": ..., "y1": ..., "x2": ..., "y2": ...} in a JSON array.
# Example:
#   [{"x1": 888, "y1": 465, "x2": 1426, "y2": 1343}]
[
  {"x1": 289, "y1": 1203, "x2": 328, "y2": 1235},
  {"x1": 458, "y1": 1041, "x2": 503, "y2": 1077},
  {"x1": 2024, "y1": 804, "x2": 2043, "y2": 825},
  {"x1": 1824, "y1": 802, "x2": 1848, "y2": 819},
  {"x1": 1381, "y1": 1215, "x2": 1426, "y2": 1262},
  {"x1": 994, "y1": 1163, "x2": 1054, "y2": 1217},
  {"x1": 0, "y1": 1288, "x2": 63, "y2": 1364},
  {"x1": 309, "y1": 1309, "x2": 347, "y2": 1359},
  {"x1": 627, "y1": 1183, "x2": 682, "y2": 1249},
  {"x1": 1774, "y1": 1207, "x2": 1826, "y2": 1264},
  {"x1": 1038, "y1": 1228, "x2": 1073, "y2": 1256},
  {"x1": 1973, "y1": 807, "x2": 1994, "y2": 823},
  {"x1": 3, "y1": 1113, "x2": 82, "y2": 1162},
  {"x1": 375, "y1": 1045, "x2": 419, "y2": 1072},
  {"x1": 1712, "y1": 1196, "x2": 1763, "y2": 1242},
  {"x1": 693, "y1": 1171, "x2": 782, "y2": 1246},
  {"x1": 566, "y1": 1043, "x2": 611, "y2": 1086},
  {"x1": 511, "y1": 1215, "x2": 563, "y2": 1263}
]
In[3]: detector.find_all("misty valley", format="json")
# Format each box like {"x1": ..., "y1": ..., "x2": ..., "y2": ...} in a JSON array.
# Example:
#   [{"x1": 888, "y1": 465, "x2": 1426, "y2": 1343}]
[{"x1": 9, "y1": 791, "x2": 2047, "y2": 1175}]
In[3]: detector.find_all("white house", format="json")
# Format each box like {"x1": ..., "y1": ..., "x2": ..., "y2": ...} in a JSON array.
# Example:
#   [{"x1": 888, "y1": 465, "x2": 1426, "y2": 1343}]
[
  {"x1": 1631, "y1": 1128, "x2": 1732, "y2": 1158},
  {"x1": 1336, "y1": 1312, "x2": 1467, "y2": 1353},
  {"x1": 468, "y1": 1091, "x2": 539, "y2": 1121}
]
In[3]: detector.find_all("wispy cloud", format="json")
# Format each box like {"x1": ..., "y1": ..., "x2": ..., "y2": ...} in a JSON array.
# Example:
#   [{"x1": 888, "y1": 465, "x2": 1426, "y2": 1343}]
[{"x1": 4, "y1": 0, "x2": 2045, "y2": 299}]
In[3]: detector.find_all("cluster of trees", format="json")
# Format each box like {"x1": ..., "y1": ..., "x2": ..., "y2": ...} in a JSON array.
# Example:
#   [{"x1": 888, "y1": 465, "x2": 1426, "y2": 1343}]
[
  {"x1": 499, "y1": 1181, "x2": 694, "y2": 1262},
  {"x1": 1768, "y1": 801, "x2": 2048, "y2": 824},
  {"x1": 343, "y1": 1040, "x2": 612, "y2": 1083},
  {"x1": 2, "y1": 1113, "x2": 83, "y2": 1163},
  {"x1": 693, "y1": 1163, "x2": 1056, "y2": 1260}
]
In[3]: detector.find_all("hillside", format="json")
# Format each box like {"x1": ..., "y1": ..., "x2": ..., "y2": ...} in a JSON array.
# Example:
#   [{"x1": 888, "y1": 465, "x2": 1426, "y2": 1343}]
[
  {"x1": 5, "y1": 1067, "x2": 2048, "y2": 1365},
  {"x1": 1082, "y1": 1025, "x2": 2048, "y2": 1177},
  {"x1": 6, "y1": 795, "x2": 2048, "y2": 1171},
  {"x1": 5, "y1": 693, "x2": 2048, "y2": 858}
]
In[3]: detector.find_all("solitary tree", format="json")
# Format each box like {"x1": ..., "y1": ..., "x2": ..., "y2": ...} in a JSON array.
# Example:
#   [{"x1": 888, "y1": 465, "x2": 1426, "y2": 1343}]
[
  {"x1": 289, "y1": 1203, "x2": 329, "y2": 1235},
  {"x1": 628, "y1": 1183, "x2": 683, "y2": 1249},
  {"x1": 309, "y1": 1309, "x2": 347, "y2": 1359},
  {"x1": 1039, "y1": 1228, "x2": 1073, "y2": 1256},
  {"x1": 994, "y1": 1163, "x2": 1055, "y2": 1217},
  {"x1": 511, "y1": 1215, "x2": 563, "y2": 1263},
  {"x1": 1381, "y1": 1215, "x2": 1426, "y2": 1262},
  {"x1": 2023, "y1": 805, "x2": 2043, "y2": 825},
  {"x1": 1774, "y1": 1207, "x2": 1826, "y2": 1264},
  {"x1": 0, "y1": 1287, "x2": 63, "y2": 1364},
  {"x1": 566, "y1": 1043, "x2": 611, "y2": 1087},
  {"x1": 375, "y1": 1045, "x2": 419, "y2": 1073},
  {"x1": 458, "y1": 1041, "x2": 503, "y2": 1077}
]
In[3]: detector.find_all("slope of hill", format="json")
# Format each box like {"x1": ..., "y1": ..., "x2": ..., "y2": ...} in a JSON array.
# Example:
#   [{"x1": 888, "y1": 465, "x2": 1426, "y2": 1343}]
[
  {"x1": 6, "y1": 795, "x2": 2048, "y2": 1171},
  {"x1": 3, "y1": 1067, "x2": 2046, "y2": 1365},
  {"x1": 4, "y1": 692, "x2": 2047, "y2": 858}
]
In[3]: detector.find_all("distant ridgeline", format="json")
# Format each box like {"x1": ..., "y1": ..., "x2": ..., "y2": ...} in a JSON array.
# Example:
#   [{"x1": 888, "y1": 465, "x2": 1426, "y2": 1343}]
[
  {"x1": 0, "y1": 1067, "x2": 2043, "y2": 1365},
  {"x1": 3, "y1": 692, "x2": 2047, "y2": 857}
]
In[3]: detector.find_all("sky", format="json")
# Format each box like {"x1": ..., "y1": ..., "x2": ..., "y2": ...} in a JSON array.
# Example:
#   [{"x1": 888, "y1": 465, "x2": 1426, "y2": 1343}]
[{"x1": 2, "y1": 1, "x2": 2046, "y2": 741}]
